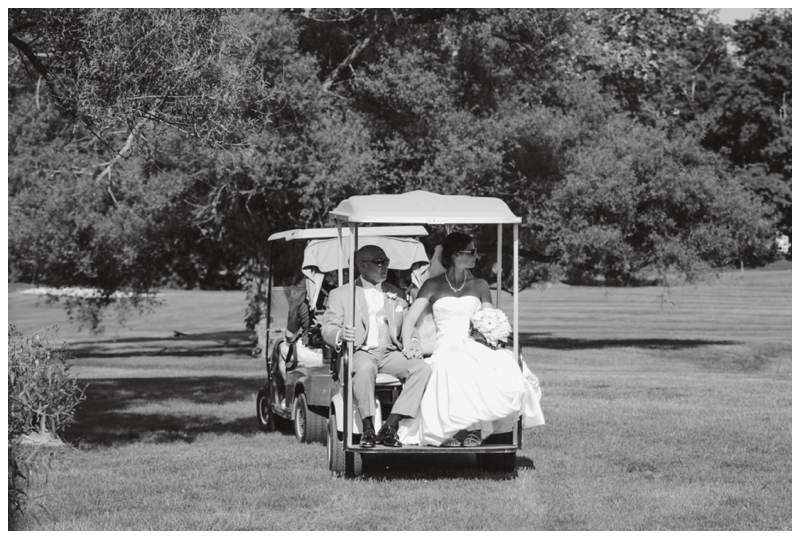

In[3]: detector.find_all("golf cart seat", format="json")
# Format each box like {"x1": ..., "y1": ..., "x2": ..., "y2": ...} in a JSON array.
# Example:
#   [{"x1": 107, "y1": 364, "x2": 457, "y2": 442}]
[{"x1": 376, "y1": 373, "x2": 402, "y2": 387}]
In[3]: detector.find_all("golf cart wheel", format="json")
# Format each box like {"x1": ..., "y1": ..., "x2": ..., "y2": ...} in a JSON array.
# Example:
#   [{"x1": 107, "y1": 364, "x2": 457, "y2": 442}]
[
  {"x1": 479, "y1": 451, "x2": 517, "y2": 474},
  {"x1": 256, "y1": 388, "x2": 275, "y2": 432},
  {"x1": 327, "y1": 409, "x2": 345, "y2": 474},
  {"x1": 327, "y1": 409, "x2": 362, "y2": 477},
  {"x1": 294, "y1": 393, "x2": 327, "y2": 445}
]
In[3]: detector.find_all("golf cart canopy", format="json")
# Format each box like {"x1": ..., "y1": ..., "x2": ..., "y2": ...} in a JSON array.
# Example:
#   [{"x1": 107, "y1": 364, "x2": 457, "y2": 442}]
[
  {"x1": 268, "y1": 226, "x2": 430, "y2": 307},
  {"x1": 268, "y1": 225, "x2": 428, "y2": 243},
  {"x1": 302, "y1": 236, "x2": 428, "y2": 278},
  {"x1": 330, "y1": 190, "x2": 522, "y2": 224}
]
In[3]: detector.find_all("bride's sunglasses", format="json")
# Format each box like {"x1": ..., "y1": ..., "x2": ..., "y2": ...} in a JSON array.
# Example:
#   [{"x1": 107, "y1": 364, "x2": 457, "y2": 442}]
[{"x1": 458, "y1": 249, "x2": 478, "y2": 258}]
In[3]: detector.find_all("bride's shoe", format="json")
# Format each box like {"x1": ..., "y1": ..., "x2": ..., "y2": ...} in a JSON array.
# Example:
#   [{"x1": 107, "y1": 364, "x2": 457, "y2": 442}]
[
  {"x1": 461, "y1": 431, "x2": 482, "y2": 447},
  {"x1": 441, "y1": 437, "x2": 461, "y2": 447}
]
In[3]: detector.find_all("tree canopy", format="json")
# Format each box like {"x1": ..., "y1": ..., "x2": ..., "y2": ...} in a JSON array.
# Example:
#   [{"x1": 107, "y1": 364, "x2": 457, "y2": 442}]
[{"x1": 8, "y1": 8, "x2": 787, "y2": 332}]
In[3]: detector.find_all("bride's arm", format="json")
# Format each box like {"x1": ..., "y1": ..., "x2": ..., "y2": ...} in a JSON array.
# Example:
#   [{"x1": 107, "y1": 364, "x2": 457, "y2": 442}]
[
  {"x1": 478, "y1": 279, "x2": 494, "y2": 310},
  {"x1": 402, "y1": 296, "x2": 429, "y2": 346}
]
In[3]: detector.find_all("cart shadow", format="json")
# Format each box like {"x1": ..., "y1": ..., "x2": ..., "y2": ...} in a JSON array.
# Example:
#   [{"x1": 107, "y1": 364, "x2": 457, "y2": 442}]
[
  {"x1": 63, "y1": 376, "x2": 283, "y2": 448},
  {"x1": 518, "y1": 333, "x2": 738, "y2": 350},
  {"x1": 358, "y1": 452, "x2": 535, "y2": 481}
]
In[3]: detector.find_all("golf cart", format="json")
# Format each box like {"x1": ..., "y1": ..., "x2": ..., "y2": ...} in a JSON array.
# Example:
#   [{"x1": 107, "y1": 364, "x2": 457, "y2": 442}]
[
  {"x1": 256, "y1": 226, "x2": 430, "y2": 444},
  {"x1": 326, "y1": 190, "x2": 524, "y2": 477}
]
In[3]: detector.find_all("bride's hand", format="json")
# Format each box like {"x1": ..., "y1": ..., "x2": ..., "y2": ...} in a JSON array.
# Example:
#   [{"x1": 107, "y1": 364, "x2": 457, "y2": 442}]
[{"x1": 402, "y1": 339, "x2": 423, "y2": 360}]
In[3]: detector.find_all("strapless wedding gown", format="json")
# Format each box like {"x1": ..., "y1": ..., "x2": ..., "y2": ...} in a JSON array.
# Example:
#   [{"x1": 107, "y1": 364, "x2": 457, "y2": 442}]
[{"x1": 397, "y1": 296, "x2": 544, "y2": 446}]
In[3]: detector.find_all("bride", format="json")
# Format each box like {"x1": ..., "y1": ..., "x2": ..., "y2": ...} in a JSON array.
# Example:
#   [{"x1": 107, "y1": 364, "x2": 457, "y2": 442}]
[{"x1": 397, "y1": 232, "x2": 544, "y2": 447}]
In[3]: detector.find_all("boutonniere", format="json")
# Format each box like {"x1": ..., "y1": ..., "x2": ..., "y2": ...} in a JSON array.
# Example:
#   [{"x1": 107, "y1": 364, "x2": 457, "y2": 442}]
[{"x1": 385, "y1": 292, "x2": 398, "y2": 301}]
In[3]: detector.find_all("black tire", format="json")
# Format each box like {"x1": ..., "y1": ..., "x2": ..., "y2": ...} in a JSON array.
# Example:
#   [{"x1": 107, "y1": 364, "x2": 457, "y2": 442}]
[
  {"x1": 327, "y1": 409, "x2": 362, "y2": 477},
  {"x1": 256, "y1": 388, "x2": 274, "y2": 432},
  {"x1": 328, "y1": 410, "x2": 345, "y2": 474},
  {"x1": 294, "y1": 393, "x2": 327, "y2": 445}
]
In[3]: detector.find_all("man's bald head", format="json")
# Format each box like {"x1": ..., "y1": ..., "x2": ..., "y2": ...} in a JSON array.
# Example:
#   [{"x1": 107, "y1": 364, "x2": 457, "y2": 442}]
[
  {"x1": 355, "y1": 245, "x2": 389, "y2": 285},
  {"x1": 355, "y1": 245, "x2": 386, "y2": 265}
]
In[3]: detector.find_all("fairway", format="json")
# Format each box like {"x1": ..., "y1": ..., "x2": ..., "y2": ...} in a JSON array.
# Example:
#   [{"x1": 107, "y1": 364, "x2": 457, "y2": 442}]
[{"x1": 8, "y1": 268, "x2": 791, "y2": 530}]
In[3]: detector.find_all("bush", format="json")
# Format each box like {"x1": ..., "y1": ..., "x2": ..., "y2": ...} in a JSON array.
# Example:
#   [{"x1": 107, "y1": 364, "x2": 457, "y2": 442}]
[{"x1": 8, "y1": 325, "x2": 85, "y2": 528}]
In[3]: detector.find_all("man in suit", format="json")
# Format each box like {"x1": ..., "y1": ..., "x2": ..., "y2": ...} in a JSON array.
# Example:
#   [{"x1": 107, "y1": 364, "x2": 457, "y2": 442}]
[{"x1": 322, "y1": 245, "x2": 432, "y2": 447}]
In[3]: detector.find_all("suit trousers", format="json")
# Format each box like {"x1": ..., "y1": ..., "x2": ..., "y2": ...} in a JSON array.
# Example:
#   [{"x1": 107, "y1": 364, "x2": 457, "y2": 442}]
[{"x1": 351, "y1": 347, "x2": 432, "y2": 421}]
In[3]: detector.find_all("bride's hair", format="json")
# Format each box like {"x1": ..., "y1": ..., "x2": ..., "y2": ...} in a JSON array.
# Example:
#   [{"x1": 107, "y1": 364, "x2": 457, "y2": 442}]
[{"x1": 440, "y1": 232, "x2": 473, "y2": 268}]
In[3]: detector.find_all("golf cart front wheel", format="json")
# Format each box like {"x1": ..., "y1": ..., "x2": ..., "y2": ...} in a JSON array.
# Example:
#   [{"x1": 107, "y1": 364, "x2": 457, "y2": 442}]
[
  {"x1": 256, "y1": 388, "x2": 275, "y2": 432},
  {"x1": 327, "y1": 409, "x2": 362, "y2": 477}
]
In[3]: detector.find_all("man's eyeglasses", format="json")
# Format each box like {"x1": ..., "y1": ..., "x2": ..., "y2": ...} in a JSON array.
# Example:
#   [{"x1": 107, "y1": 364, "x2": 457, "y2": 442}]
[
  {"x1": 458, "y1": 249, "x2": 478, "y2": 258},
  {"x1": 364, "y1": 258, "x2": 390, "y2": 268}
]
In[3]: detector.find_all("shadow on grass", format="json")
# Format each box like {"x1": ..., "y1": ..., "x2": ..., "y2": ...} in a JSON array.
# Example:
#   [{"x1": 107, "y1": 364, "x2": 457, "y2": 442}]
[
  {"x1": 518, "y1": 333, "x2": 738, "y2": 350},
  {"x1": 71, "y1": 331, "x2": 253, "y2": 359},
  {"x1": 71, "y1": 330, "x2": 250, "y2": 346},
  {"x1": 358, "y1": 453, "x2": 535, "y2": 481},
  {"x1": 64, "y1": 376, "x2": 282, "y2": 448}
]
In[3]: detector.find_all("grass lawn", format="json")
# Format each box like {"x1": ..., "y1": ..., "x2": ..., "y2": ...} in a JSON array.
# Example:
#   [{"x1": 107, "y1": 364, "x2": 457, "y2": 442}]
[{"x1": 8, "y1": 268, "x2": 792, "y2": 530}]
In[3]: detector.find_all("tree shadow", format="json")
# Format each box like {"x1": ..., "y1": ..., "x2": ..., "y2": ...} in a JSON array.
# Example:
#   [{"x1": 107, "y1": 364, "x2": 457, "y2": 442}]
[
  {"x1": 64, "y1": 376, "x2": 278, "y2": 448},
  {"x1": 71, "y1": 330, "x2": 250, "y2": 346},
  {"x1": 71, "y1": 331, "x2": 253, "y2": 359},
  {"x1": 517, "y1": 333, "x2": 738, "y2": 350}
]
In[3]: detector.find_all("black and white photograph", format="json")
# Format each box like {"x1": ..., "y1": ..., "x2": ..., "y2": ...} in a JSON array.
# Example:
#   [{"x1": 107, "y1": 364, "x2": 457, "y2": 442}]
[{"x1": 6, "y1": 7, "x2": 792, "y2": 531}]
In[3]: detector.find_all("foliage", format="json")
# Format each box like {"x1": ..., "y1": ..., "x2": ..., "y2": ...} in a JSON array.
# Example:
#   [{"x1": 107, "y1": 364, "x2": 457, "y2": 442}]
[
  {"x1": 704, "y1": 9, "x2": 792, "y2": 235},
  {"x1": 8, "y1": 8, "x2": 272, "y2": 149},
  {"x1": 6, "y1": 8, "x2": 787, "y2": 333},
  {"x1": 8, "y1": 325, "x2": 85, "y2": 527}
]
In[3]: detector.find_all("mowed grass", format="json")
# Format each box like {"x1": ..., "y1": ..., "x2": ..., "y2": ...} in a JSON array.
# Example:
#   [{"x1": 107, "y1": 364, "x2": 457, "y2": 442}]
[{"x1": 8, "y1": 268, "x2": 792, "y2": 530}]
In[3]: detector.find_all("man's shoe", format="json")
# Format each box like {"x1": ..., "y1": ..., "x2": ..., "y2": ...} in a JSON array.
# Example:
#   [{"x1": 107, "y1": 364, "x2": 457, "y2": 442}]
[
  {"x1": 377, "y1": 424, "x2": 402, "y2": 447},
  {"x1": 360, "y1": 429, "x2": 376, "y2": 448}
]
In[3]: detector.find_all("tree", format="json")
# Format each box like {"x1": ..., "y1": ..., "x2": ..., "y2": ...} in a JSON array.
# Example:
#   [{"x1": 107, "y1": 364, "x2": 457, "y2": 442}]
[
  {"x1": 7, "y1": 8, "x2": 781, "y2": 333},
  {"x1": 704, "y1": 9, "x2": 792, "y2": 236},
  {"x1": 8, "y1": 9, "x2": 278, "y2": 329}
]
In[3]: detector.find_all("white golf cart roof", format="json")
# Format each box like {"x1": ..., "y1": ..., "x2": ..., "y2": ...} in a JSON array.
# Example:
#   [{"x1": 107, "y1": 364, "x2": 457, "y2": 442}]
[
  {"x1": 330, "y1": 190, "x2": 522, "y2": 224},
  {"x1": 268, "y1": 226, "x2": 428, "y2": 242},
  {"x1": 303, "y1": 237, "x2": 428, "y2": 275},
  {"x1": 268, "y1": 226, "x2": 431, "y2": 306}
]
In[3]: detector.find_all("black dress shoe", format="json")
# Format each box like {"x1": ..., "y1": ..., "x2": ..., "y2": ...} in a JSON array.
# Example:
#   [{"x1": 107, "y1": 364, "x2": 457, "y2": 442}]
[
  {"x1": 377, "y1": 424, "x2": 402, "y2": 447},
  {"x1": 360, "y1": 429, "x2": 376, "y2": 448}
]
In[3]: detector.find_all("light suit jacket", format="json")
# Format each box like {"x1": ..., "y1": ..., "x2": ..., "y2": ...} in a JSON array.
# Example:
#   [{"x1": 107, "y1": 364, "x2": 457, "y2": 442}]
[{"x1": 321, "y1": 278, "x2": 409, "y2": 351}]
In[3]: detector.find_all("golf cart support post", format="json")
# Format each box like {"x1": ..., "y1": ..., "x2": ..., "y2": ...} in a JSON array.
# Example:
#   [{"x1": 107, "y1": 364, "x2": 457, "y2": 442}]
[{"x1": 328, "y1": 190, "x2": 523, "y2": 477}]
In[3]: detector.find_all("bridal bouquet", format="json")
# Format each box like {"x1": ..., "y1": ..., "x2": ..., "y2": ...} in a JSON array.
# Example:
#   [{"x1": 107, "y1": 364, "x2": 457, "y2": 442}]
[{"x1": 469, "y1": 307, "x2": 512, "y2": 350}]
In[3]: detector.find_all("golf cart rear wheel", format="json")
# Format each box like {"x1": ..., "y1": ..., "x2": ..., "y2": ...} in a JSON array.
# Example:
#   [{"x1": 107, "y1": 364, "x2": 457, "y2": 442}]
[{"x1": 294, "y1": 393, "x2": 327, "y2": 445}]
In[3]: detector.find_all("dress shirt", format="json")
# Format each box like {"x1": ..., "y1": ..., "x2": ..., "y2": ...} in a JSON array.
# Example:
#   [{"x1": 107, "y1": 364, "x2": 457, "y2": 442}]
[{"x1": 361, "y1": 280, "x2": 387, "y2": 349}]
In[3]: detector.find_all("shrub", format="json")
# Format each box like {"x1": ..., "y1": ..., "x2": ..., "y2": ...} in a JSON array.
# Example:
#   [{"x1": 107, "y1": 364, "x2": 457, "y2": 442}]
[{"x1": 8, "y1": 325, "x2": 85, "y2": 528}]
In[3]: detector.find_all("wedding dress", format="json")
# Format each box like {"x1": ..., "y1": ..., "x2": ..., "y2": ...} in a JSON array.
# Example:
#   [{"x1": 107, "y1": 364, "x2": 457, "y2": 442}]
[{"x1": 397, "y1": 295, "x2": 544, "y2": 446}]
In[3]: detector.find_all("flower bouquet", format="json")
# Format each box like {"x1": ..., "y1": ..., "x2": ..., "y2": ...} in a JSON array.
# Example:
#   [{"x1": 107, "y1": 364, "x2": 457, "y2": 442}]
[{"x1": 469, "y1": 307, "x2": 512, "y2": 350}]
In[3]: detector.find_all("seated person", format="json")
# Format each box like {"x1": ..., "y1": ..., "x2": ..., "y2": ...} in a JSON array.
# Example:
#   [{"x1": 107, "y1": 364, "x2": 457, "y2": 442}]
[{"x1": 275, "y1": 273, "x2": 339, "y2": 406}]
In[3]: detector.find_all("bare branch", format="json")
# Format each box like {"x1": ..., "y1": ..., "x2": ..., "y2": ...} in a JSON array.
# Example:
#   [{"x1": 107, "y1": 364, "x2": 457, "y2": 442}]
[
  {"x1": 321, "y1": 31, "x2": 377, "y2": 93},
  {"x1": 492, "y1": 33, "x2": 537, "y2": 55},
  {"x1": 8, "y1": 33, "x2": 51, "y2": 82}
]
